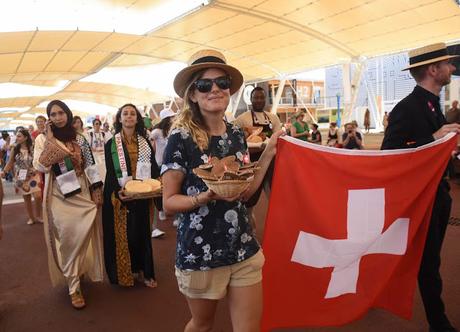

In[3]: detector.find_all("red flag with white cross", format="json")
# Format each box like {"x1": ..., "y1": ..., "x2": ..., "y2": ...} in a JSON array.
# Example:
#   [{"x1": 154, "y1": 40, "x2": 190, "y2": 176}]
[{"x1": 261, "y1": 134, "x2": 457, "y2": 331}]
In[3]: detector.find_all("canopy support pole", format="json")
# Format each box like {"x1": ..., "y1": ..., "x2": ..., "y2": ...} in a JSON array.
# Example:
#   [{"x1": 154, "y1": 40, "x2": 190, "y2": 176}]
[{"x1": 271, "y1": 79, "x2": 286, "y2": 115}]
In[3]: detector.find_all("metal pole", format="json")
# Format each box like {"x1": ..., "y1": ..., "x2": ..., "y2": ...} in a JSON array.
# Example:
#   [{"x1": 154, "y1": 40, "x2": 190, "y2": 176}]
[
  {"x1": 271, "y1": 79, "x2": 286, "y2": 114},
  {"x1": 337, "y1": 94, "x2": 341, "y2": 127}
]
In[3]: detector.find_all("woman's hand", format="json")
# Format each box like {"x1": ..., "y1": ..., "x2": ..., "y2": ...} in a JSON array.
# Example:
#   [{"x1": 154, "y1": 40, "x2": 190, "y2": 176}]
[
  {"x1": 204, "y1": 189, "x2": 242, "y2": 203},
  {"x1": 45, "y1": 120, "x2": 54, "y2": 140},
  {"x1": 118, "y1": 190, "x2": 135, "y2": 202},
  {"x1": 264, "y1": 130, "x2": 286, "y2": 159}
]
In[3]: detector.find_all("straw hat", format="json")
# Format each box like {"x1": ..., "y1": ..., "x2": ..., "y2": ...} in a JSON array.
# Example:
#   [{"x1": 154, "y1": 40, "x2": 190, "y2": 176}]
[
  {"x1": 402, "y1": 42, "x2": 459, "y2": 71},
  {"x1": 173, "y1": 49, "x2": 244, "y2": 98}
]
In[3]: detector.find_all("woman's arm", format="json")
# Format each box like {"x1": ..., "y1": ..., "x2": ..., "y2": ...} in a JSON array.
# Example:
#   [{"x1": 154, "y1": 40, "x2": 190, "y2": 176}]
[
  {"x1": 162, "y1": 170, "x2": 238, "y2": 214},
  {"x1": 162, "y1": 170, "x2": 195, "y2": 214}
]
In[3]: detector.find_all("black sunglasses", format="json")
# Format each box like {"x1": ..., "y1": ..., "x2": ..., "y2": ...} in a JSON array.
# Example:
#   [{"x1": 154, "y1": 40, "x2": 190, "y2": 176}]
[{"x1": 194, "y1": 76, "x2": 231, "y2": 93}]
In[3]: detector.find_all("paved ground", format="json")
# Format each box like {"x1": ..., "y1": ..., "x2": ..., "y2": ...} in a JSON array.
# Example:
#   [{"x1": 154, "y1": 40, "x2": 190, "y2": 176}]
[{"x1": 0, "y1": 184, "x2": 459, "y2": 332}]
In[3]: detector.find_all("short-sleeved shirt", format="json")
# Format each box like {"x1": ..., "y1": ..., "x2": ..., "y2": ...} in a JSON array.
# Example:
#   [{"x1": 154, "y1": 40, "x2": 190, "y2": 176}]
[
  {"x1": 150, "y1": 128, "x2": 168, "y2": 165},
  {"x1": 293, "y1": 121, "x2": 309, "y2": 141},
  {"x1": 161, "y1": 122, "x2": 260, "y2": 271},
  {"x1": 342, "y1": 132, "x2": 363, "y2": 149},
  {"x1": 311, "y1": 130, "x2": 322, "y2": 144}
]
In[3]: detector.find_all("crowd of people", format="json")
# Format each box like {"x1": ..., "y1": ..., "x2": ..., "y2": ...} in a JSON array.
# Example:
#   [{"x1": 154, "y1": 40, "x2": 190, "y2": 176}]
[{"x1": 0, "y1": 42, "x2": 459, "y2": 332}]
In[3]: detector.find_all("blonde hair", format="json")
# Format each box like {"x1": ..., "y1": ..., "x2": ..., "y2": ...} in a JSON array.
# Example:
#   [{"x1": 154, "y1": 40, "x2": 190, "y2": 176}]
[{"x1": 172, "y1": 70, "x2": 211, "y2": 151}]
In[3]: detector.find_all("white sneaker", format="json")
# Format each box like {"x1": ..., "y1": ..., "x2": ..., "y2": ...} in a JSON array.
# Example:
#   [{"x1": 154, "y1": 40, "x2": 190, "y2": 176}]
[
  {"x1": 26, "y1": 219, "x2": 34, "y2": 225},
  {"x1": 172, "y1": 219, "x2": 180, "y2": 227},
  {"x1": 159, "y1": 210, "x2": 166, "y2": 221},
  {"x1": 151, "y1": 228, "x2": 165, "y2": 238}
]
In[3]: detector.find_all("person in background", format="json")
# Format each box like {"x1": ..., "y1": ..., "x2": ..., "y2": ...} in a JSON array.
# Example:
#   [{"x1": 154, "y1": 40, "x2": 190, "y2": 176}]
[
  {"x1": 72, "y1": 116, "x2": 86, "y2": 137},
  {"x1": 446, "y1": 100, "x2": 460, "y2": 124},
  {"x1": 234, "y1": 87, "x2": 282, "y2": 141},
  {"x1": 149, "y1": 107, "x2": 176, "y2": 238},
  {"x1": 88, "y1": 118, "x2": 109, "y2": 181},
  {"x1": 1, "y1": 129, "x2": 42, "y2": 225},
  {"x1": 381, "y1": 42, "x2": 460, "y2": 332},
  {"x1": 103, "y1": 122, "x2": 113, "y2": 141},
  {"x1": 0, "y1": 131, "x2": 13, "y2": 181},
  {"x1": 33, "y1": 100, "x2": 104, "y2": 309},
  {"x1": 363, "y1": 108, "x2": 371, "y2": 133},
  {"x1": 0, "y1": 131, "x2": 11, "y2": 166},
  {"x1": 309, "y1": 123, "x2": 322, "y2": 144},
  {"x1": 102, "y1": 103, "x2": 160, "y2": 289},
  {"x1": 290, "y1": 111, "x2": 310, "y2": 141},
  {"x1": 342, "y1": 122, "x2": 363, "y2": 150},
  {"x1": 382, "y1": 112, "x2": 389, "y2": 132},
  {"x1": 351, "y1": 120, "x2": 365, "y2": 146},
  {"x1": 162, "y1": 49, "x2": 282, "y2": 332},
  {"x1": 32, "y1": 115, "x2": 47, "y2": 140},
  {"x1": 234, "y1": 87, "x2": 281, "y2": 232},
  {"x1": 327, "y1": 122, "x2": 341, "y2": 147}
]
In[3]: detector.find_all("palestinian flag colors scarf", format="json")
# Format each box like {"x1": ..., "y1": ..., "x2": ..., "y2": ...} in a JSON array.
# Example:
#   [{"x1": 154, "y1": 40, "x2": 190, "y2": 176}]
[
  {"x1": 51, "y1": 133, "x2": 102, "y2": 197},
  {"x1": 111, "y1": 132, "x2": 151, "y2": 187}
]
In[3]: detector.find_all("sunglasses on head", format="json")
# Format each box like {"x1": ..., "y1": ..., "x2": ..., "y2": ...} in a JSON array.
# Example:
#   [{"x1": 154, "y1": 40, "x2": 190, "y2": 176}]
[{"x1": 194, "y1": 75, "x2": 231, "y2": 93}]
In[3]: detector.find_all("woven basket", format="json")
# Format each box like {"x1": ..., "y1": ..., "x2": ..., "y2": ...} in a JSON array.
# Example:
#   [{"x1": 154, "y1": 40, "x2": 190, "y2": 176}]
[{"x1": 202, "y1": 178, "x2": 253, "y2": 198}]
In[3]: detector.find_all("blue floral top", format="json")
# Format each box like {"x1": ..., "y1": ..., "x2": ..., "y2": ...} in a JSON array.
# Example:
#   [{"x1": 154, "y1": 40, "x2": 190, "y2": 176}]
[{"x1": 161, "y1": 122, "x2": 260, "y2": 271}]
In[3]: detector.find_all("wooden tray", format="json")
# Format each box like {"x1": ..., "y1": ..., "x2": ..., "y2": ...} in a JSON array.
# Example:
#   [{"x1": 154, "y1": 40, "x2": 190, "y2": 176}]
[{"x1": 122, "y1": 190, "x2": 162, "y2": 199}]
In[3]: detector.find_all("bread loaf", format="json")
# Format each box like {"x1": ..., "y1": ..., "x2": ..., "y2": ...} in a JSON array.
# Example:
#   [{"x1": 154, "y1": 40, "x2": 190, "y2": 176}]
[
  {"x1": 124, "y1": 180, "x2": 152, "y2": 193},
  {"x1": 143, "y1": 178, "x2": 161, "y2": 192}
]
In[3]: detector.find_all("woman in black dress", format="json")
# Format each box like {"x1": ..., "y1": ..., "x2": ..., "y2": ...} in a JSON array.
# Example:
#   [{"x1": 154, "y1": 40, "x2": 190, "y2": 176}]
[{"x1": 102, "y1": 103, "x2": 160, "y2": 288}]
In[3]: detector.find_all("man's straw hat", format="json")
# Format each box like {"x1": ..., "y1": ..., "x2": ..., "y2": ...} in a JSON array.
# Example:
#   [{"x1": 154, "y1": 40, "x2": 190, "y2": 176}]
[
  {"x1": 402, "y1": 42, "x2": 458, "y2": 71},
  {"x1": 173, "y1": 49, "x2": 243, "y2": 98}
]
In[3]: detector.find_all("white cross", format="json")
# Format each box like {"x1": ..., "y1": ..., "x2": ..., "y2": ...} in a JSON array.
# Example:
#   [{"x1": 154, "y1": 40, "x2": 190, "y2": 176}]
[{"x1": 291, "y1": 188, "x2": 409, "y2": 299}]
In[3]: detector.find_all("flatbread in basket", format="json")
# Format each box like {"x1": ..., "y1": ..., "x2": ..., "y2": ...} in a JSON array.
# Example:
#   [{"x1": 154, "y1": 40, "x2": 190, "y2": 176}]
[{"x1": 193, "y1": 156, "x2": 258, "y2": 198}]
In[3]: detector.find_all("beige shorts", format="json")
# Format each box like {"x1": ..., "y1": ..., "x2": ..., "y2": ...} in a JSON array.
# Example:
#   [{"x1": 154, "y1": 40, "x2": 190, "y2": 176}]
[{"x1": 175, "y1": 250, "x2": 265, "y2": 300}]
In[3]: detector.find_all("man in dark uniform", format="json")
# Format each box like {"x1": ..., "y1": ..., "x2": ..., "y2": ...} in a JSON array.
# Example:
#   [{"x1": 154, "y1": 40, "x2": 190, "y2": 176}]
[{"x1": 381, "y1": 42, "x2": 460, "y2": 332}]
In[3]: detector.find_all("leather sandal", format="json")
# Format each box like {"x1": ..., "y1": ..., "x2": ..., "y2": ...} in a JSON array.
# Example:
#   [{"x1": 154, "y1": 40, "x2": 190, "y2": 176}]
[{"x1": 70, "y1": 289, "x2": 86, "y2": 309}]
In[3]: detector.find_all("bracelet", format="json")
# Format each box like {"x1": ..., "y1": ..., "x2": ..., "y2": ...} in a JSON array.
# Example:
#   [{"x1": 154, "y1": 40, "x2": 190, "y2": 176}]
[
  {"x1": 190, "y1": 193, "x2": 205, "y2": 208},
  {"x1": 190, "y1": 194, "x2": 199, "y2": 208}
]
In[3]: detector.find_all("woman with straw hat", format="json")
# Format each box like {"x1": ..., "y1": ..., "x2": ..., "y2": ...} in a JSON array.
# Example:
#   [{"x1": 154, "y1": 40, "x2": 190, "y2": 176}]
[{"x1": 161, "y1": 49, "x2": 283, "y2": 332}]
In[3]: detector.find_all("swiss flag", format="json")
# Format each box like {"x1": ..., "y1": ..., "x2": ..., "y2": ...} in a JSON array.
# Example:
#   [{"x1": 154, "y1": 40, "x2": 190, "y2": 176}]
[{"x1": 261, "y1": 134, "x2": 457, "y2": 331}]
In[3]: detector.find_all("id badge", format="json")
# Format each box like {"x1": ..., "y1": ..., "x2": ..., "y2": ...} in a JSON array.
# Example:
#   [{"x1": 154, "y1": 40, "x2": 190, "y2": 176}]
[
  {"x1": 136, "y1": 162, "x2": 151, "y2": 180},
  {"x1": 84, "y1": 164, "x2": 102, "y2": 184},
  {"x1": 18, "y1": 169, "x2": 28, "y2": 181},
  {"x1": 56, "y1": 170, "x2": 81, "y2": 196}
]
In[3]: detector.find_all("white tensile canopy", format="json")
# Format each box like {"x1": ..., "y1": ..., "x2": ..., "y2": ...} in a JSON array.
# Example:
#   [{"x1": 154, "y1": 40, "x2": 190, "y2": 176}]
[{"x1": 1, "y1": 0, "x2": 459, "y2": 127}]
